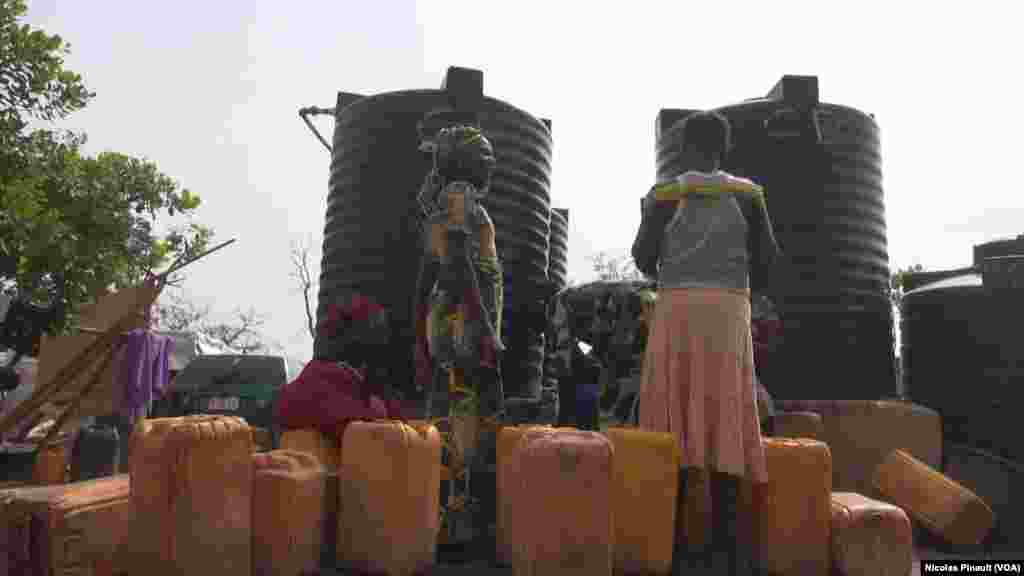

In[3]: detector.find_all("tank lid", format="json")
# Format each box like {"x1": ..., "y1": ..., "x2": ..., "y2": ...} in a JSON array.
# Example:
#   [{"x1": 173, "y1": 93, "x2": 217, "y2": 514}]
[
  {"x1": 974, "y1": 234, "x2": 1024, "y2": 265},
  {"x1": 904, "y1": 272, "x2": 982, "y2": 296},
  {"x1": 767, "y1": 75, "x2": 820, "y2": 106},
  {"x1": 442, "y1": 66, "x2": 484, "y2": 111}
]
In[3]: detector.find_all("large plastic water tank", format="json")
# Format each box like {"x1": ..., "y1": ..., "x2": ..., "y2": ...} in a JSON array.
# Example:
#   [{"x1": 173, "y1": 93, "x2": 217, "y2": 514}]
[
  {"x1": 315, "y1": 66, "x2": 553, "y2": 399},
  {"x1": 656, "y1": 75, "x2": 894, "y2": 400},
  {"x1": 548, "y1": 208, "x2": 569, "y2": 290},
  {"x1": 901, "y1": 271, "x2": 1022, "y2": 462}
]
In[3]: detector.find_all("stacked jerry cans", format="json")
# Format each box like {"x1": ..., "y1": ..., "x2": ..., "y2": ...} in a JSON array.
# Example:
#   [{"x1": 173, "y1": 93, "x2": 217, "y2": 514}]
[
  {"x1": 279, "y1": 427, "x2": 342, "y2": 568},
  {"x1": 280, "y1": 421, "x2": 442, "y2": 575},
  {"x1": 498, "y1": 425, "x2": 681, "y2": 576},
  {"x1": 0, "y1": 474, "x2": 132, "y2": 575},
  {"x1": 776, "y1": 400, "x2": 941, "y2": 495}
]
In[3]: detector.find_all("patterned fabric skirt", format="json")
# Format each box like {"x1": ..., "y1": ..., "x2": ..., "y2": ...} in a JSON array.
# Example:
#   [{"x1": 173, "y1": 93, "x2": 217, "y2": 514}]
[
  {"x1": 427, "y1": 256, "x2": 504, "y2": 372},
  {"x1": 638, "y1": 287, "x2": 766, "y2": 483}
]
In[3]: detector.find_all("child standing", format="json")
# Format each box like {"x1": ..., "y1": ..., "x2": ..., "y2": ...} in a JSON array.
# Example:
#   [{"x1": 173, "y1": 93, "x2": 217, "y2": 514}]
[{"x1": 632, "y1": 110, "x2": 782, "y2": 575}]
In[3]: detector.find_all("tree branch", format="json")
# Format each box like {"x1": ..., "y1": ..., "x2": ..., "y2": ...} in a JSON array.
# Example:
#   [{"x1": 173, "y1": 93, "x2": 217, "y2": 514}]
[{"x1": 289, "y1": 238, "x2": 317, "y2": 340}]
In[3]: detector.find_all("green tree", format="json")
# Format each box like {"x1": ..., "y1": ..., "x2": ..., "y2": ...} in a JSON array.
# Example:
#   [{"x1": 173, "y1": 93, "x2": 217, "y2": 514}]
[
  {"x1": 890, "y1": 264, "x2": 925, "y2": 305},
  {"x1": 0, "y1": 0, "x2": 91, "y2": 136},
  {"x1": 1, "y1": 0, "x2": 210, "y2": 331}
]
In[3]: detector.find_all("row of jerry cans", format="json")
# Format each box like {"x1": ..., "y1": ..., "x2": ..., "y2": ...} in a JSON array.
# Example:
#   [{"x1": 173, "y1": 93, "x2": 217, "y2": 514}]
[
  {"x1": 280, "y1": 423, "x2": 682, "y2": 575},
  {"x1": 0, "y1": 410, "x2": 1000, "y2": 576},
  {"x1": 277, "y1": 421, "x2": 952, "y2": 576},
  {"x1": 280, "y1": 421, "x2": 918, "y2": 576},
  {"x1": 2, "y1": 409, "x2": 999, "y2": 576},
  {"x1": 0, "y1": 416, "x2": 426, "y2": 576}
]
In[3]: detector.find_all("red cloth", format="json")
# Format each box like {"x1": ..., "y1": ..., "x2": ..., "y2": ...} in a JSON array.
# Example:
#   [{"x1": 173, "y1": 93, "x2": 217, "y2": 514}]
[{"x1": 275, "y1": 360, "x2": 388, "y2": 434}]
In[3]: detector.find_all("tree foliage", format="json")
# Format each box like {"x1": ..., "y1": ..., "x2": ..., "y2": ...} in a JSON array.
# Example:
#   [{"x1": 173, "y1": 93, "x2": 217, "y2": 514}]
[
  {"x1": 0, "y1": 0, "x2": 91, "y2": 135},
  {"x1": 890, "y1": 264, "x2": 925, "y2": 305},
  {"x1": 0, "y1": 0, "x2": 210, "y2": 332},
  {"x1": 288, "y1": 238, "x2": 317, "y2": 340},
  {"x1": 588, "y1": 251, "x2": 644, "y2": 282}
]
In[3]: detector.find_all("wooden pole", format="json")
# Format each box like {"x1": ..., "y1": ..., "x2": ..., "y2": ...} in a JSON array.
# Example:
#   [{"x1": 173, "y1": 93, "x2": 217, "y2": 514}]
[
  {"x1": 39, "y1": 344, "x2": 120, "y2": 446},
  {"x1": 1, "y1": 240, "x2": 235, "y2": 438},
  {"x1": 0, "y1": 315, "x2": 129, "y2": 437},
  {"x1": 0, "y1": 281, "x2": 160, "y2": 437}
]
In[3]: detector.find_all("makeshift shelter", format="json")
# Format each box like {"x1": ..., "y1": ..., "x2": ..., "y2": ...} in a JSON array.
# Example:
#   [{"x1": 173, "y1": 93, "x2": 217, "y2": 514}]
[{"x1": 0, "y1": 239, "x2": 236, "y2": 446}]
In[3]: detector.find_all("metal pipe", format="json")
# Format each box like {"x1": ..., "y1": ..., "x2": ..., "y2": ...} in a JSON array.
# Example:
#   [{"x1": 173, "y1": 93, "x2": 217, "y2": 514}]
[{"x1": 299, "y1": 106, "x2": 336, "y2": 153}]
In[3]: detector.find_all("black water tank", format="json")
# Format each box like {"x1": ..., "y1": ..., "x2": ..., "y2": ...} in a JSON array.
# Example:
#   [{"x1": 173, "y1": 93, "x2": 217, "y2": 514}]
[
  {"x1": 501, "y1": 279, "x2": 547, "y2": 399},
  {"x1": 316, "y1": 66, "x2": 553, "y2": 400},
  {"x1": 656, "y1": 75, "x2": 894, "y2": 400},
  {"x1": 901, "y1": 273, "x2": 1023, "y2": 462},
  {"x1": 975, "y1": 235, "x2": 1024, "y2": 265},
  {"x1": 548, "y1": 208, "x2": 569, "y2": 289}
]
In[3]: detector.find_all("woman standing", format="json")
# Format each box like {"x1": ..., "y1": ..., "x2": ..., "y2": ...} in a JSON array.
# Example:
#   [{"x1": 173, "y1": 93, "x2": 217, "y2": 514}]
[{"x1": 632, "y1": 110, "x2": 782, "y2": 575}]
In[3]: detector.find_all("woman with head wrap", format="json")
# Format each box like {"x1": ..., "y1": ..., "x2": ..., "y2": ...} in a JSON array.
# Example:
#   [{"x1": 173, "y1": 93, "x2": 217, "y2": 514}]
[
  {"x1": 413, "y1": 124, "x2": 504, "y2": 553},
  {"x1": 632, "y1": 110, "x2": 782, "y2": 575}
]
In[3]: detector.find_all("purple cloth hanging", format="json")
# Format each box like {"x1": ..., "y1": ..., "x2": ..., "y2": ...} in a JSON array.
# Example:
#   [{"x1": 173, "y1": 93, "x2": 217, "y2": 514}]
[{"x1": 118, "y1": 330, "x2": 171, "y2": 421}]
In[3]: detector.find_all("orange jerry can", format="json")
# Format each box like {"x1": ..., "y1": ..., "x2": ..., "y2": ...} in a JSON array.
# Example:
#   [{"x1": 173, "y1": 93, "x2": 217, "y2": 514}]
[
  {"x1": 513, "y1": 429, "x2": 615, "y2": 576},
  {"x1": 252, "y1": 450, "x2": 326, "y2": 576},
  {"x1": 1, "y1": 474, "x2": 131, "y2": 576},
  {"x1": 501, "y1": 425, "x2": 574, "y2": 568},
  {"x1": 605, "y1": 427, "x2": 679, "y2": 575},
  {"x1": 337, "y1": 420, "x2": 442, "y2": 576},
  {"x1": 770, "y1": 411, "x2": 825, "y2": 441},
  {"x1": 777, "y1": 400, "x2": 941, "y2": 494},
  {"x1": 495, "y1": 425, "x2": 559, "y2": 566},
  {"x1": 873, "y1": 449, "x2": 994, "y2": 547},
  {"x1": 743, "y1": 437, "x2": 832, "y2": 576},
  {"x1": 830, "y1": 491, "x2": 913, "y2": 576},
  {"x1": 129, "y1": 415, "x2": 253, "y2": 576},
  {"x1": 279, "y1": 427, "x2": 341, "y2": 471}
]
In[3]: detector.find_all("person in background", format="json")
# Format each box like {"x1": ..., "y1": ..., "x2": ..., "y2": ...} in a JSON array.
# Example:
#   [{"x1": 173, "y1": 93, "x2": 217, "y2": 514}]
[
  {"x1": 751, "y1": 294, "x2": 779, "y2": 430},
  {"x1": 571, "y1": 339, "x2": 603, "y2": 431},
  {"x1": 548, "y1": 291, "x2": 605, "y2": 430},
  {"x1": 632, "y1": 110, "x2": 782, "y2": 575}
]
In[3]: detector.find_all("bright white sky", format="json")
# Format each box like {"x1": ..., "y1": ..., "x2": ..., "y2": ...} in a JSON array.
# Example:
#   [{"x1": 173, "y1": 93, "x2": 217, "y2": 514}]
[{"x1": 25, "y1": 1, "x2": 1024, "y2": 364}]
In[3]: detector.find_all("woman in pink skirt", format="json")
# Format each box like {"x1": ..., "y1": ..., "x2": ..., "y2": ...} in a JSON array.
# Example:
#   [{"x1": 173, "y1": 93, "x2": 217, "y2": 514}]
[{"x1": 632, "y1": 110, "x2": 782, "y2": 575}]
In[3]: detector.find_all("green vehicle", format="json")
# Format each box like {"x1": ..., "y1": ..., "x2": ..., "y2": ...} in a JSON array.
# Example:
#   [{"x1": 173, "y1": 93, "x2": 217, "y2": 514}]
[{"x1": 160, "y1": 354, "x2": 294, "y2": 448}]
